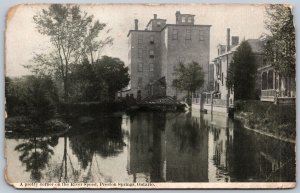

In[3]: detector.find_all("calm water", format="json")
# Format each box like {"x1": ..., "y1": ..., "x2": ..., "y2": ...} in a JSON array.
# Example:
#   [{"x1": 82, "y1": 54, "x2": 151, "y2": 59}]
[{"x1": 6, "y1": 111, "x2": 295, "y2": 183}]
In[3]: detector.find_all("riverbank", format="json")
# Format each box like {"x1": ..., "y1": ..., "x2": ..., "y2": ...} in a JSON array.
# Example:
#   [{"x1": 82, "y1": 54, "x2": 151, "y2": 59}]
[
  {"x1": 235, "y1": 114, "x2": 295, "y2": 143},
  {"x1": 5, "y1": 116, "x2": 70, "y2": 138},
  {"x1": 234, "y1": 100, "x2": 296, "y2": 143}
]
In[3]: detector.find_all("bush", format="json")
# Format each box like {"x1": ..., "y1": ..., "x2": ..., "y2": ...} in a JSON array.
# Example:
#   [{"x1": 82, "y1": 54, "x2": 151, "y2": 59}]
[
  {"x1": 44, "y1": 119, "x2": 70, "y2": 131},
  {"x1": 5, "y1": 116, "x2": 37, "y2": 131}
]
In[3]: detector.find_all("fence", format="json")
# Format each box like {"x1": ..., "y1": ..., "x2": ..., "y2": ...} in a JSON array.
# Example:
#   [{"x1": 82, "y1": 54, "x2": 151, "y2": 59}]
[{"x1": 205, "y1": 98, "x2": 227, "y2": 107}]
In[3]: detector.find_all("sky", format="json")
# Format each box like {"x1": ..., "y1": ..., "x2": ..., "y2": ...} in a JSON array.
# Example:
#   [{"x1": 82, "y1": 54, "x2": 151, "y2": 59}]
[{"x1": 5, "y1": 4, "x2": 268, "y2": 77}]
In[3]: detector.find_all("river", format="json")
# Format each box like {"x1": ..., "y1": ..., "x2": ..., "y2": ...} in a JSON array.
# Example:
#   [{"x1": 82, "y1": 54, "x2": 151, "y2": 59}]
[{"x1": 5, "y1": 111, "x2": 295, "y2": 183}]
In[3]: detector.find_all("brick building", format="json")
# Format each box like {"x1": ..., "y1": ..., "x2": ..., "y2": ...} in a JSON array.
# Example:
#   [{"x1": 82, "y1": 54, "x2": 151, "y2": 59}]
[{"x1": 127, "y1": 11, "x2": 211, "y2": 100}]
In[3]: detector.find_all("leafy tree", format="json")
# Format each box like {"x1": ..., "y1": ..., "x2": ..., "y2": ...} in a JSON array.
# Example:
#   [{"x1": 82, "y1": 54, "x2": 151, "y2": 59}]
[
  {"x1": 94, "y1": 56, "x2": 130, "y2": 101},
  {"x1": 69, "y1": 59, "x2": 98, "y2": 102},
  {"x1": 6, "y1": 76, "x2": 59, "y2": 120},
  {"x1": 264, "y1": 5, "x2": 295, "y2": 77},
  {"x1": 226, "y1": 41, "x2": 257, "y2": 100},
  {"x1": 27, "y1": 4, "x2": 113, "y2": 101},
  {"x1": 26, "y1": 76, "x2": 59, "y2": 123},
  {"x1": 5, "y1": 77, "x2": 28, "y2": 116},
  {"x1": 172, "y1": 61, "x2": 204, "y2": 102}
]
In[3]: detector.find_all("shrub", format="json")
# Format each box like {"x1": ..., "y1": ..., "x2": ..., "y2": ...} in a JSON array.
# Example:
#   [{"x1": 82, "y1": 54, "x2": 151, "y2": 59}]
[{"x1": 44, "y1": 119, "x2": 70, "y2": 131}]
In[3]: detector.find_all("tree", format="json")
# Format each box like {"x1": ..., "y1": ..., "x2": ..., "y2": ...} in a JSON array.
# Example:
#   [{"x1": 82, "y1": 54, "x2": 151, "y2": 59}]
[
  {"x1": 94, "y1": 56, "x2": 130, "y2": 101},
  {"x1": 5, "y1": 76, "x2": 59, "y2": 120},
  {"x1": 226, "y1": 41, "x2": 257, "y2": 100},
  {"x1": 264, "y1": 5, "x2": 295, "y2": 77},
  {"x1": 26, "y1": 4, "x2": 112, "y2": 101},
  {"x1": 26, "y1": 76, "x2": 59, "y2": 123},
  {"x1": 172, "y1": 61, "x2": 204, "y2": 102}
]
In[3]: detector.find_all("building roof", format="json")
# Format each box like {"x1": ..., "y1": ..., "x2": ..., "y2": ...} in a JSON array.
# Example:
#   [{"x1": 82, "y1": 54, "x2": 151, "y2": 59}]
[
  {"x1": 145, "y1": 18, "x2": 167, "y2": 28},
  {"x1": 127, "y1": 30, "x2": 160, "y2": 37},
  {"x1": 214, "y1": 39, "x2": 265, "y2": 59},
  {"x1": 247, "y1": 39, "x2": 265, "y2": 54},
  {"x1": 160, "y1": 24, "x2": 211, "y2": 31},
  {"x1": 127, "y1": 24, "x2": 211, "y2": 37},
  {"x1": 257, "y1": 64, "x2": 273, "y2": 71}
]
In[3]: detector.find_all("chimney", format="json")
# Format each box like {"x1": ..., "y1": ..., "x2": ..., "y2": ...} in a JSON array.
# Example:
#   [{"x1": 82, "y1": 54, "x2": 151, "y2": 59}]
[
  {"x1": 175, "y1": 11, "x2": 180, "y2": 24},
  {"x1": 231, "y1": 36, "x2": 239, "y2": 46},
  {"x1": 226, "y1": 28, "x2": 231, "y2": 52},
  {"x1": 154, "y1": 14, "x2": 157, "y2": 19},
  {"x1": 134, "y1": 19, "x2": 138, "y2": 30}
]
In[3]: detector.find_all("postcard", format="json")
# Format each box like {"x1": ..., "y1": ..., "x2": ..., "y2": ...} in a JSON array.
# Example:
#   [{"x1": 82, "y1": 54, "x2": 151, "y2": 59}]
[{"x1": 5, "y1": 3, "x2": 296, "y2": 189}]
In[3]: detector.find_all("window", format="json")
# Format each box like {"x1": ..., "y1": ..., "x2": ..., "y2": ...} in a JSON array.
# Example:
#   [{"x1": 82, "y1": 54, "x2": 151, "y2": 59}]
[
  {"x1": 138, "y1": 48, "x2": 143, "y2": 58},
  {"x1": 188, "y1": 17, "x2": 192, "y2": 23},
  {"x1": 173, "y1": 64, "x2": 177, "y2": 71},
  {"x1": 138, "y1": 62, "x2": 143, "y2": 72},
  {"x1": 172, "y1": 29, "x2": 178, "y2": 40},
  {"x1": 199, "y1": 30, "x2": 204, "y2": 41},
  {"x1": 262, "y1": 72, "x2": 267, "y2": 90},
  {"x1": 138, "y1": 35, "x2": 143, "y2": 44},
  {"x1": 268, "y1": 70, "x2": 274, "y2": 89},
  {"x1": 138, "y1": 77, "x2": 143, "y2": 86},
  {"x1": 157, "y1": 21, "x2": 161, "y2": 27},
  {"x1": 221, "y1": 72, "x2": 224, "y2": 85},
  {"x1": 149, "y1": 50, "x2": 154, "y2": 58},
  {"x1": 186, "y1": 29, "x2": 191, "y2": 40},
  {"x1": 149, "y1": 63, "x2": 154, "y2": 72},
  {"x1": 179, "y1": 56, "x2": 185, "y2": 63},
  {"x1": 182, "y1": 16, "x2": 186, "y2": 23},
  {"x1": 150, "y1": 35, "x2": 154, "y2": 44}
]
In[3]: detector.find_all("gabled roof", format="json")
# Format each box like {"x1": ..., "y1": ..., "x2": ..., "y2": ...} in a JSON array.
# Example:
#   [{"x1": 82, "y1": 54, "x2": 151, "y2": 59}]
[
  {"x1": 214, "y1": 39, "x2": 265, "y2": 59},
  {"x1": 146, "y1": 18, "x2": 167, "y2": 28},
  {"x1": 247, "y1": 39, "x2": 265, "y2": 54}
]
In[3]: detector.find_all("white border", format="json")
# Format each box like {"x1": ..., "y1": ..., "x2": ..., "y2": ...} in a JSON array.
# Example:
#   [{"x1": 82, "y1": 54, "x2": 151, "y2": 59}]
[{"x1": 1, "y1": 0, "x2": 299, "y2": 192}]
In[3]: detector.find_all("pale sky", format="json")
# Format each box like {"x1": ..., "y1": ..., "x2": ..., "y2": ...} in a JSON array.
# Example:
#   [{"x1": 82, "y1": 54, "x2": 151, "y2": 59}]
[{"x1": 6, "y1": 4, "x2": 268, "y2": 77}]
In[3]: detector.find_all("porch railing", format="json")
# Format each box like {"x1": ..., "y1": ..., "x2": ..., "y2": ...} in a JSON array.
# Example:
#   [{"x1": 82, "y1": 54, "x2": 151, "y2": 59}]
[{"x1": 261, "y1": 89, "x2": 276, "y2": 97}]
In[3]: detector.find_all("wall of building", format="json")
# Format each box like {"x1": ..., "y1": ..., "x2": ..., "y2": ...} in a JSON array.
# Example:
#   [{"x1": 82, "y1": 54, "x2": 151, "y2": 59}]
[
  {"x1": 161, "y1": 25, "x2": 211, "y2": 99},
  {"x1": 214, "y1": 53, "x2": 234, "y2": 103},
  {"x1": 128, "y1": 12, "x2": 211, "y2": 101},
  {"x1": 129, "y1": 31, "x2": 161, "y2": 98}
]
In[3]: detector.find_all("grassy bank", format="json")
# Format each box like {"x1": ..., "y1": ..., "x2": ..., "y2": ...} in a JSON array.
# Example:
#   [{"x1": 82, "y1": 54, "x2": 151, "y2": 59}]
[{"x1": 235, "y1": 100, "x2": 296, "y2": 142}]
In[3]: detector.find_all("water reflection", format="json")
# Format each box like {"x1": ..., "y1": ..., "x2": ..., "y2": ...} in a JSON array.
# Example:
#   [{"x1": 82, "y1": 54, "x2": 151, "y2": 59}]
[
  {"x1": 6, "y1": 111, "x2": 295, "y2": 183},
  {"x1": 14, "y1": 136, "x2": 58, "y2": 181}
]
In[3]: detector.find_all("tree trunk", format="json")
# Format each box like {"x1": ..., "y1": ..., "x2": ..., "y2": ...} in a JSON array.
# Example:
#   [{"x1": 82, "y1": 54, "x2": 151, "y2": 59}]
[
  {"x1": 63, "y1": 77, "x2": 69, "y2": 103},
  {"x1": 64, "y1": 136, "x2": 68, "y2": 181}
]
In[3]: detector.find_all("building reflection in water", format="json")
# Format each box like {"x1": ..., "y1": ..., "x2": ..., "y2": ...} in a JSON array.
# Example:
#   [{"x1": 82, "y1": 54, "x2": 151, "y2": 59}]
[
  {"x1": 199, "y1": 111, "x2": 234, "y2": 182},
  {"x1": 126, "y1": 110, "x2": 295, "y2": 182},
  {"x1": 127, "y1": 112, "x2": 209, "y2": 182}
]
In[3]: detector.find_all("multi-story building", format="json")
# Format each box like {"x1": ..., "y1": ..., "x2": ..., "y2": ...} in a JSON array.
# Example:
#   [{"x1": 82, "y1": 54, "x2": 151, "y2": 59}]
[
  {"x1": 197, "y1": 29, "x2": 265, "y2": 115},
  {"x1": 127, "y1": 11, "x2": 211, "y2": 100}
]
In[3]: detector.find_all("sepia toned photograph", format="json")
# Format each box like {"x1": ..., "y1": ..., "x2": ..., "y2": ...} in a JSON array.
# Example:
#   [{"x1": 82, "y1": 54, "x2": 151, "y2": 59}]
[{"x1": 4, "y1": 3, "x2": 296, "y2": 189}]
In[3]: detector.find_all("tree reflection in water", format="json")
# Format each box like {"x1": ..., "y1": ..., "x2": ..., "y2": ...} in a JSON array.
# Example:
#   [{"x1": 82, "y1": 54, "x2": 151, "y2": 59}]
[
  {"x1": 165, "y1": 113, "x2": 208, "y2": 182},
  {"x1": 171, "y1": 112, "x2": 203, "y2": 153},
  {"x1": 68, "y1": 117, "x2": 125, "y2": 182},
  {"x1": 15, "y1": 136, "x2": 58, "y2": 182}
]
